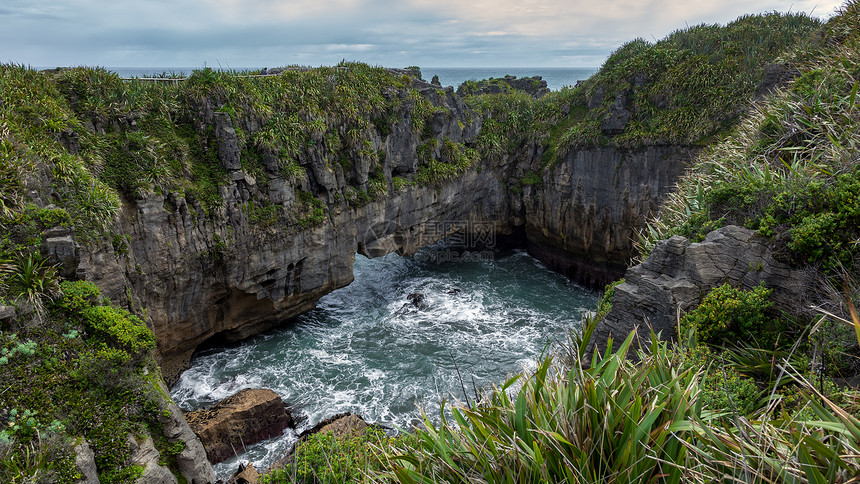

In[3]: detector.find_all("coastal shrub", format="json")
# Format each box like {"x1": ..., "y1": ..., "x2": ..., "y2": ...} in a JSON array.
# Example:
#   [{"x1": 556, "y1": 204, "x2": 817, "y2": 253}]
[
  {"x1": 296, "y1": 191, "x2": 327, "y2": 229},
  {"x1": 57, "y1": 280, "x2": 102, "y2": 312},
  {"x1": 263, "y1": 427, "x2": 400, "y2": 484},
  {"x1": 684, "y1": 345, "x2": 762, "y2": 415},
  {"x1": 701, "y1": 367, "x2": 761, "y2": 415},
  {"x1": 1, "y1": 252, "x2": 61, "y2": 321},
  {"x1": 681, "y1": 283, "x2": 776, "y2": 346},
  {"x1": 381, "y1": 331, "x2": 702, "y2": 483},
  {"x1": 56, "y1": 281, "x2": 155, "y2": 360},
  {"x1": 415, "y1": 139, "x2": 479, "y2": 185},
  {"x1": 639, "y1": 6, "x2": 860, "y2": 273}
]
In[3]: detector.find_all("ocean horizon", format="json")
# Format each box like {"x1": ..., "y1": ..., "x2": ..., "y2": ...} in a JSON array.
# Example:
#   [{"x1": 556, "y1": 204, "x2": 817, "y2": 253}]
[{"x1": 35, "y1": 65, "x2": 599, "y2": 91}]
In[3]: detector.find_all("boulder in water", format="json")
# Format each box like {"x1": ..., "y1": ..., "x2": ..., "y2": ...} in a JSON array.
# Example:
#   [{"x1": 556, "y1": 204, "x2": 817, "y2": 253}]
[
  {"x1": 227, "y1": 462, "x2": 260, "y2": 484},
  {"x1": 185, "y1": 388, "x2": 293, "y2": 464},
  {"x1": 407, "y1": 292, "x2": 427, "y2": 309}
]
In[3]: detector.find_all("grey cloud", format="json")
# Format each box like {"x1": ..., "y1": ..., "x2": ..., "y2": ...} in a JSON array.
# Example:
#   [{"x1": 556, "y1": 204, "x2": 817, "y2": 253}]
[{"x1": 1, "y1": 0, "x2": 840, "y2": 68}]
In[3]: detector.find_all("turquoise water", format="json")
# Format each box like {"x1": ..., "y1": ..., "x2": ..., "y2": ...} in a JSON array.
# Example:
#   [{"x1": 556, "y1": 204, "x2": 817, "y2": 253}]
[{"x1": 170, "y1": 247, "x2": 597, "y2": 475}]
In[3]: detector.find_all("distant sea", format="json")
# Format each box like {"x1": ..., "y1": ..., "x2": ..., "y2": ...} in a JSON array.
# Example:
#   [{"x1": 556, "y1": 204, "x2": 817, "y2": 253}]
[{"x1": 79, "y1": 66, "x2": 598, "y2": 92}]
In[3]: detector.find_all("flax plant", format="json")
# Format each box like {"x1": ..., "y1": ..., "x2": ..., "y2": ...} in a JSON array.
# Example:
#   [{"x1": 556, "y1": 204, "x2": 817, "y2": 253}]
[{"x1": 379, "y1": 326, "x2": 706, "y2": 484}]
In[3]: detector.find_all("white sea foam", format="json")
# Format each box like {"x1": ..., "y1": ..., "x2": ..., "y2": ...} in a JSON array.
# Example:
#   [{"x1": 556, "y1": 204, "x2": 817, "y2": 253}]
[{"x1": 171, "y1": 247, "x2": 597, "y2": 480}]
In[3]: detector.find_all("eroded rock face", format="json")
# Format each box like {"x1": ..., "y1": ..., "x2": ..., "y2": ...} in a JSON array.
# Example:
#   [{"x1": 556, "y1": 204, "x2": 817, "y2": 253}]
[
  {"x1": 588, "y1": 225, "x2": 815, "y2": 357},
  {"x1": 185, "y1": 388, "x2": 292, "y2": 464},
  {"x1": 128, "y1": 435, "x2": 177, "y2": 484},
  {"x1": 523, "y1": 145, "x2": 696, "y2": 287},
  {"x1": 157, "y1": 379, "x2": 216, "y2": 484},
  {"x1": 71, "y1": 82, "x2": 696, "y2": 383},
  {"x1": 74, "y1": 440, "x2": 99, "y2": 484}
]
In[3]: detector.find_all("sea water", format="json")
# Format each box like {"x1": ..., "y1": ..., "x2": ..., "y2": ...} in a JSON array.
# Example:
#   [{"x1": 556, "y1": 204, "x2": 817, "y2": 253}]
[{"x1": 170, "y1": 247, "x2": 598, "y2": 477}]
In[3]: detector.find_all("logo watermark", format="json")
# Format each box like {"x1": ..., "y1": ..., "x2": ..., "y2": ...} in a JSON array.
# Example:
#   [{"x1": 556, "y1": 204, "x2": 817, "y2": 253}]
[{"x1": 360, "y1": 220, "x2": 498, "y2": 261}]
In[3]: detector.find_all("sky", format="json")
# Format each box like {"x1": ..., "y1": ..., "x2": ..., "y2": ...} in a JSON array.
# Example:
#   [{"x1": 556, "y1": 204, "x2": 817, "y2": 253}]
[{"x1": 0, "y1": 0, "x2": 847, "y2": 69}]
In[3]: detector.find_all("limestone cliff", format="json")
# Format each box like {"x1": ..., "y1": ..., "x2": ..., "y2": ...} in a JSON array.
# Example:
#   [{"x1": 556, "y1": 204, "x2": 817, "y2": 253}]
[
  {"x1": 63, "y1": 94, "x2": 695, "y2": 385},
  {"x1": 28, "y1": 67, "x2": 695, "y2": 384},
  {"x1": 72, "y1": 76, "x2": 522, "y2": 383},
  {"x1": 521, "y1": 146, "x2": 696, "y2": 286}
]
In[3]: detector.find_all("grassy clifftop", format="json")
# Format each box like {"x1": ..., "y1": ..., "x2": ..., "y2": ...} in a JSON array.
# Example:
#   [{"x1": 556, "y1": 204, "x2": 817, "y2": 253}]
[{"x1": 469, "y1": 12, "x2": 819, "y2": 168}]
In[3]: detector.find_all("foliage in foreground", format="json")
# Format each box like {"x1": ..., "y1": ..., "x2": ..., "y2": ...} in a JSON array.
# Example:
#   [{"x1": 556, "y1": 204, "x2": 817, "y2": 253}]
[
  {"x1": 262, "y1": 428, "x2": 411, "y2": 484},
  {"x1": 382, "y1": 330, "x2": 700, "y2": 483},
  {"x1": 376, "y1": 321, "x2": 860, "y2": 484},
  {"x1": 0, "y1": 274, "x2": 177, "y2": 483}
]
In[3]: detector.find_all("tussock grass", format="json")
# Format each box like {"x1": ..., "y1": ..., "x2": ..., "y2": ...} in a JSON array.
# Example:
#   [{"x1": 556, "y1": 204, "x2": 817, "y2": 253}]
[
  {"x1": 370, "y1": 315, "x2": 860, "y2": 483},
  {"x1": 638, "y1": 1, "x2": 860, "y2": 274}
]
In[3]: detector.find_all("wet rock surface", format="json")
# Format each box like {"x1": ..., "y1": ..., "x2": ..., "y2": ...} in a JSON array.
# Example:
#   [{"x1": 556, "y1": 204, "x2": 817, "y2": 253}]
[{"x1": 185, "y1": 389, "x2": 293, "y2": 464}]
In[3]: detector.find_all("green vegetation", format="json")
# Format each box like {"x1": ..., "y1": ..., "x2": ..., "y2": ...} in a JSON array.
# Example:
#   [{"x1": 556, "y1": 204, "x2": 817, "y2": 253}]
[
  {"x1": 640, "y1": 3, "x2": 860, "y2": 276},
  {"x1": 680, "y1": 282, "x2": 777, "y2": 346},
  {"x1": 0, "y1": 4, "x2": 856, "y2": 482},
  {"x1": 466, "y1": 12, "x2": 819, "y2": 174},
  {"x1": 593, "y1": 278, "x2": 624, "y2": 320},
  {"x1": 263, "y1": 428, "x2": 411, "y2": 484},
  {"x1": 0, "y1": 277, "x2": 177, "y2": 483},
  {"x1": 414, "y1": 138, "x2": 480, "y2": 185},
  {"x1": 2, "y1": 61, "x2": 469, "y2": 239}
]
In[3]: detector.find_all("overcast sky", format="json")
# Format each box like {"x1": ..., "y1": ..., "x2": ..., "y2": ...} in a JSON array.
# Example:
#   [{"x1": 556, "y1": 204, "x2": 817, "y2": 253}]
[{"x1": 0, "y1": 0, "x2": 846, "y2": 69}]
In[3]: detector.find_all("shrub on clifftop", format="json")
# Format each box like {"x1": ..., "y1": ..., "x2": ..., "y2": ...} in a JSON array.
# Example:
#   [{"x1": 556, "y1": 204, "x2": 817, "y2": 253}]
[{"x1": 681, "y1": 282, "x2": 777, "y2": 346}]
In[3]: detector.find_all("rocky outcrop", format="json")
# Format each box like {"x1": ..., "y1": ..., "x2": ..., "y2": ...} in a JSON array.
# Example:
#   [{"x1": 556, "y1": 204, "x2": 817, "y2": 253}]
[
  {"x1": 128, "y1": 435, "x2": 178, "y2": 484},
  {"x1": 588, "y1": 225, "x2": 816, "y2": 357},
  {"x1": 0, "y1": 305, "x2": 16, "y2": 321},
  {"x1": 185, "y1": 388, "x2": 293, "y2": 464},
  {"x1": 226, "y1": 463, "x2": 259, "y2": 484},
  {"x1": 600, "y1": 92, "x2": 632, "y2": 135},
  {"x1": 74, "y1": 440, "x2": 99, "y2": 484},
  {"x1": 456, "y1": 75, "x2": 549, "y2": 98},
  {"x1": 158, "y1": 380, "x2": 217, "y2": 484},
  {"x1": 315, "y1": 414, "x2": 368, "y2": 439}
]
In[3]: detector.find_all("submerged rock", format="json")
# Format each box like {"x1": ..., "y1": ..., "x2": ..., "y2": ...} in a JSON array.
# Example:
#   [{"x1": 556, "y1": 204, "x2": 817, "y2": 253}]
[{"x1": 185, "y1": 388, "x2": 293, "y2": 464}]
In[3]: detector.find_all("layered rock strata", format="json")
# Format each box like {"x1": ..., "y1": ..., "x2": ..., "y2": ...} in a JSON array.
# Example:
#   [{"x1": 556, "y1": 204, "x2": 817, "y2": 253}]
[
  {"x1": 60, "y1": 79, "x2": 696, "y2": 383},
  {"x1": 185, "y1": 388, "x2": 293, "y2": 464},
  {"x1": 588, "y1": 225, "x2": 816, "y2": 357}
]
